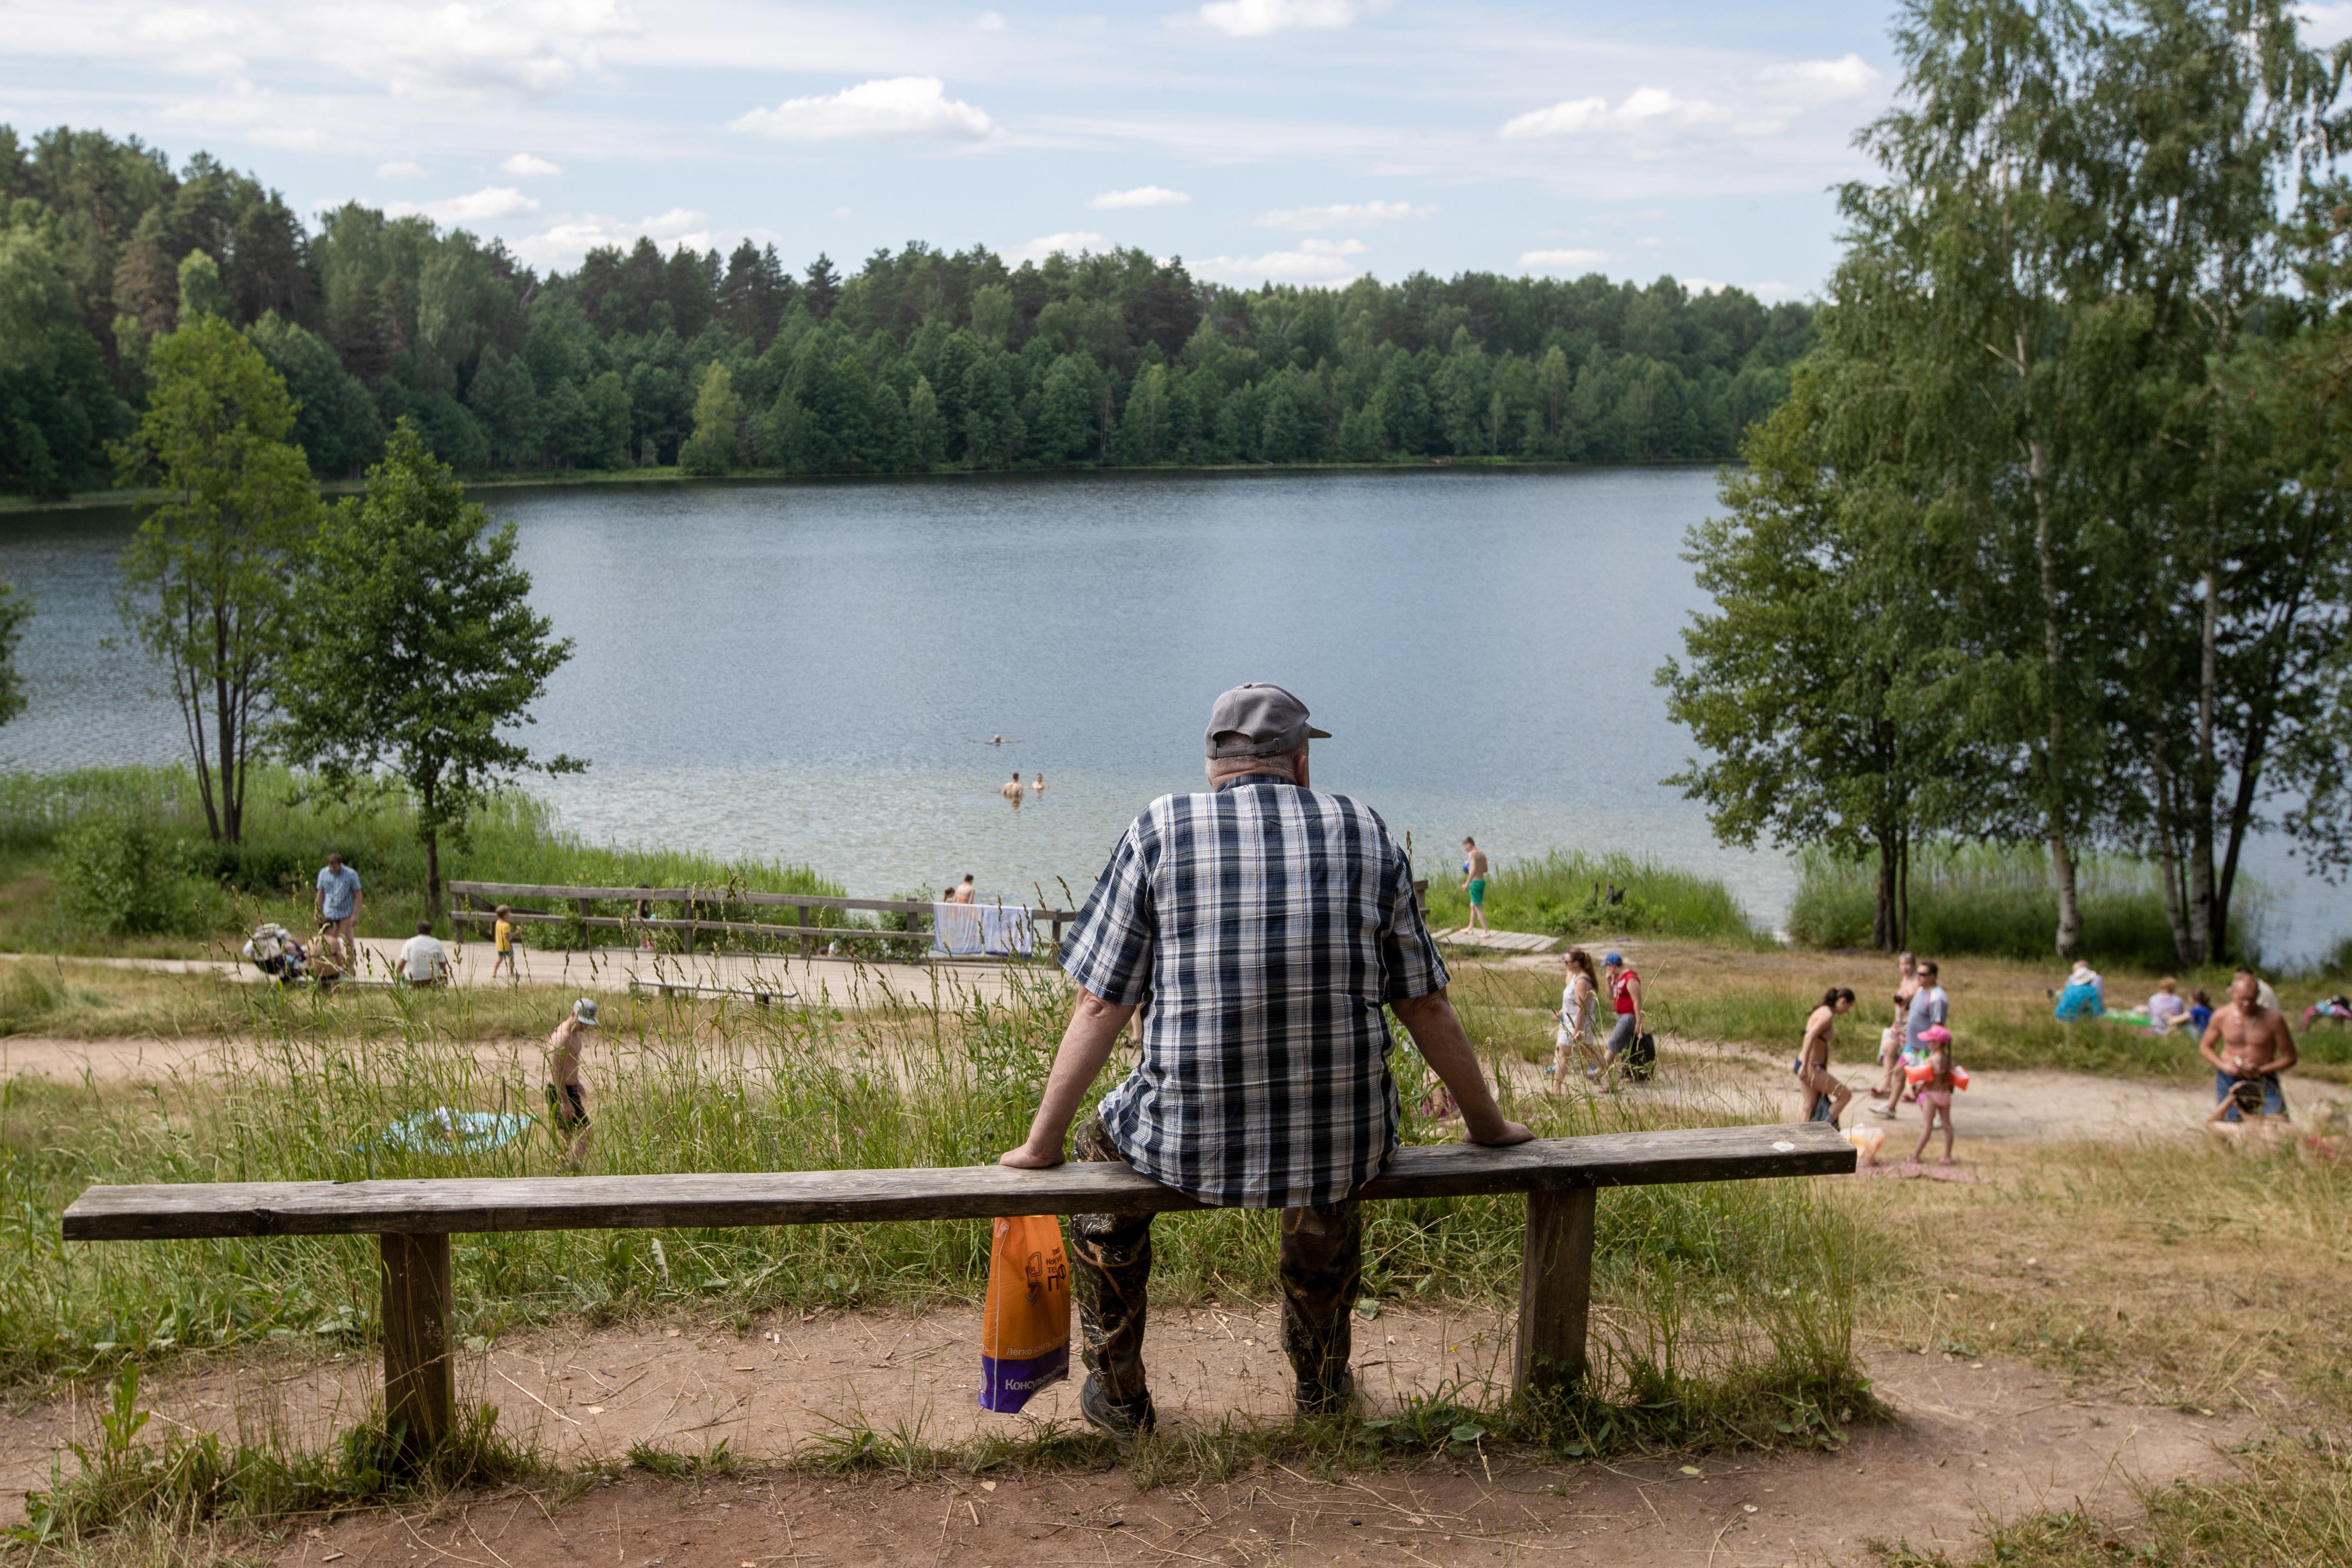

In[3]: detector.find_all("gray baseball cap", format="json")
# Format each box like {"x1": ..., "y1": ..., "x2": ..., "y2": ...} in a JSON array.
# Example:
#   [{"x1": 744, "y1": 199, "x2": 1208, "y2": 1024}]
[{"x1": 1204, "y1": 683, "x2": 1331, "y2": 759}]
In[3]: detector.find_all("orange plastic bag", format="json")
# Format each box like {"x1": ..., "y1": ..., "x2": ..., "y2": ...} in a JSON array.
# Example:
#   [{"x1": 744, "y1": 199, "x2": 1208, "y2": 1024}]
[{"x1": 978, "y1": 1215, "x2": 1070, "y2": 1413}]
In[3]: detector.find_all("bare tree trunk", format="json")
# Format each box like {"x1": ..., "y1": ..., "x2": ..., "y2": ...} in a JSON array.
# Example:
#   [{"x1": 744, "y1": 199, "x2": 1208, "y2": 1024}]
[
  {"x1": 212, "y1": 604, "x2": 238, "y2": 844},
  {"x1": 1874, "y1": 825, "x2": 1898, "y2": 951},
  {"x1": 2187, "y1": 567, "x2": 2218, "y2": 961},
  {"x1": 2027, "y1": 424, "x2": 2080, "y2": 957},
  {"x1": 2150, "y1": 729, "x2": 2194, "y2": 963},
  {"x1": 2049, "y1": 829, "x2": 2082, "y2": 959},
  {"x1": 1897, "y1": 825, "x2": 1911, "y2": 953}
]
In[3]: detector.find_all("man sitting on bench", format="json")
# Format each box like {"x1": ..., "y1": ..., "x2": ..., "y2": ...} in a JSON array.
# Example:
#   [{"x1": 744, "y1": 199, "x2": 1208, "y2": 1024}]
[{"x1": 1000, "y1": 683, "x2": 1531, "y2": 1436}]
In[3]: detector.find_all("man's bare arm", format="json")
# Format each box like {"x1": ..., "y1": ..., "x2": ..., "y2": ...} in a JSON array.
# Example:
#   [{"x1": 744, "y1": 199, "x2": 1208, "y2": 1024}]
[
  {"x1": 1390, "y1": 989, "x2": 1535, "y2": 1147},
  {"x1": 999, "y1": 988, "x2": 1139, "y2": 1168},
  {"x1": 2270, "y1": 1017, "x2": 2299, "y2": 1074},
  {"x1": 2198, "y1": 1016, "x2": 2228, "y2": 1073}
]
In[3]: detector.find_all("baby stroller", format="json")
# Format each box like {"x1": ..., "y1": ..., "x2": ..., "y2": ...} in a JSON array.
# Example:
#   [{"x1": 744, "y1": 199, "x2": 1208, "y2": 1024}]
[{"x1": 241, "y1": 922, "x2": 310, "y2": 988}]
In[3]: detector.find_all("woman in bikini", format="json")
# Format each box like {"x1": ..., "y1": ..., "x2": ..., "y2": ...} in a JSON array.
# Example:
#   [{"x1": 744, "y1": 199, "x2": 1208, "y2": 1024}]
[{"x1": 1797, "y1": 987, "x2": 1856, "y2": 1126}]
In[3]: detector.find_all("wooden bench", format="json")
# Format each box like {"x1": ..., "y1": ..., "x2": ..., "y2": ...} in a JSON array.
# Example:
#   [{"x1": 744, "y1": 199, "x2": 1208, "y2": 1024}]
[
  {"x1": 628, "y1": 979, "x2": 798, "y2": 1007},
  {"x1": 62, "y1": 1124, "x2": 1852, "y2": 1453},
  {"x1": 447, "y1": 881, "x2": 1081, "y2": 961}
]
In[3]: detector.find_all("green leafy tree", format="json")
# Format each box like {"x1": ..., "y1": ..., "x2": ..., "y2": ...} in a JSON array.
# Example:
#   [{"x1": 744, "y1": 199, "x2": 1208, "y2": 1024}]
[
  {"x1": 1661, "y1": 324, "x2": 1973, "y2": 950},
  {"x1": 276, "y1": 421, "x2": 579, "y2": 920},
  {"x1": 174, "y1": 248, "x2": 228, "y2": 323},
  {"x1": 679, "y1": 360, "x2": 741, "y2": 475},
  {"x1": 116, "y1": 315, "x2": 320, "y2": 843},
  {"x1": 906, "y1": 374, "x2": 946, "y2": 469}
]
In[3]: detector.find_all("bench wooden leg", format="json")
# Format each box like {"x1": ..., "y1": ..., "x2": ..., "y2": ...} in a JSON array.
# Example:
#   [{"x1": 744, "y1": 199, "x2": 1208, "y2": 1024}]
[
  {"x1": 1513, "y1": 1186, "x2": 1596, "y2": 1396},
  {"x1": 381, "y1": 1232, "x2": 454, "y2": 1454}
]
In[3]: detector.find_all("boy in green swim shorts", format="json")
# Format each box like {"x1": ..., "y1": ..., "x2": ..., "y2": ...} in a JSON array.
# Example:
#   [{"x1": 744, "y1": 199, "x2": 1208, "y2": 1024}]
[{"x1": 1461, "y1": 837, "x2": 1489, "y2": 930}]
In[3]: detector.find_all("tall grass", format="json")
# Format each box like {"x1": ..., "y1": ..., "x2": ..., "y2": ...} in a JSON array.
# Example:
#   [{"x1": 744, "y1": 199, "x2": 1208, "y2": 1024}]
[
  {"x1": 1419, "y1": 851, "x2": 1767, "y2": 945},
  {"x1": 1786, "y1": 842, "x2": 2267, "y2": 970},
  {"x1": 0, "y1": 964, "x2": 1871, "y2": 1458},
  {"x1": 0, "y1": 764, "x2": 843, "y2": 952}
]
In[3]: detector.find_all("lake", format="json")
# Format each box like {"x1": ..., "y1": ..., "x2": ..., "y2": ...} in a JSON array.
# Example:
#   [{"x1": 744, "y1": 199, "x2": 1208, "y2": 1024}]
[{"x1": 4, "y1": 468, "x2": 2344, "y2": 960}]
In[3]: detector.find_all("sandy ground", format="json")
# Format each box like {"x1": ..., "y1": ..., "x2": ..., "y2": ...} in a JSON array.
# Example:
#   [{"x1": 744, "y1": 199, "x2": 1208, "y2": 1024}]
[{"x1": 3, "y1": 1304, "x2": 2268, "y2": 1568}]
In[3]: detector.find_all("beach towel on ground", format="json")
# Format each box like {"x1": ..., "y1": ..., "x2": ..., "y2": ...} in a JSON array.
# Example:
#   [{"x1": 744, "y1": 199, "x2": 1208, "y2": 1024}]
[{"x1": 385, "y1": 1109, "x2": 537, "y2": 1154}]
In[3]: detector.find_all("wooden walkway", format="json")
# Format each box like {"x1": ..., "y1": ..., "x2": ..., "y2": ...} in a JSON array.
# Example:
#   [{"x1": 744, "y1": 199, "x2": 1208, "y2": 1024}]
[{"x1": 1428, "y1": 926, "x2": 1559, "y2": 953}]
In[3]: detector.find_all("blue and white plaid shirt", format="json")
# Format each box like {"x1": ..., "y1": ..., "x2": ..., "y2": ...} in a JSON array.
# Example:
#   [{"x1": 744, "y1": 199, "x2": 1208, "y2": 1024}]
[{"x1": 1058, "y1": 774, "x2": 1449, "y2": 1210}]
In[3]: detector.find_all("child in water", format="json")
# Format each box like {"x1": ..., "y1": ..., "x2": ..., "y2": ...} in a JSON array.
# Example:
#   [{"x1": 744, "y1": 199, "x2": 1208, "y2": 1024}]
[{"x1": 1908, "y1": 1024, "x2": 1959, "y2": 1165}]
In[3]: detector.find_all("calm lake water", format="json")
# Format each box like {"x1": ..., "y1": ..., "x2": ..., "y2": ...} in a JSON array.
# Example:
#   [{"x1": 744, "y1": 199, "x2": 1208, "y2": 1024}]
[{"x1": 5, "y1": 468, "x2": 2345, "y2": 960}]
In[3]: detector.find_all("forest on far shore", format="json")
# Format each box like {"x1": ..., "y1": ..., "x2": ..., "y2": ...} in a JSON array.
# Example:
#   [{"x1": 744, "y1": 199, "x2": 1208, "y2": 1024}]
[{"x1": 1, "y1": 124, "x2": 1815, "y2": 495}]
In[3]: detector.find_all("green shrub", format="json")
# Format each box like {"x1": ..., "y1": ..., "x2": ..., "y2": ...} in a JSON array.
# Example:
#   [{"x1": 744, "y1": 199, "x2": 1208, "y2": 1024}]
[
  {"x1": 1786, "y1": 843, "x2": 2245, "y2": 968},
  {"x1": 1420, "y1": 851, "x2": 1766, "y2": 944},
  {"x1": 53, "y1": 812, "x2": 215, "y2": 938}
]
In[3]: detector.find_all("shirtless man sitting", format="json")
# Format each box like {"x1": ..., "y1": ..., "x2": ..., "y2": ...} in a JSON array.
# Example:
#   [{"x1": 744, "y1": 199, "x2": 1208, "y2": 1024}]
[{"x1": 2199, "y1": 968, "x2": 2298, "y2": 1125}]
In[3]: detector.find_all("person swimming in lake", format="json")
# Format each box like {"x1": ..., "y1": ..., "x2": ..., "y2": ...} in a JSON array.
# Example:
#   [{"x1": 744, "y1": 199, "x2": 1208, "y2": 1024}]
[
  {"x1": 1002, "y1": 771, "x2": 1024, "y2": 805},
  {"x1": 1034, "y1": 772, "x2": 1047, "y2": 793}
]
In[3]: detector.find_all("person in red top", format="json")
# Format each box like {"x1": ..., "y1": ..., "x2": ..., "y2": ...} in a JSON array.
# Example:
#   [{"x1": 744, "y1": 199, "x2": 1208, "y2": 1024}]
[{"x1": 1600, "y1": 951, "x2": 1645, "y2": 1077}]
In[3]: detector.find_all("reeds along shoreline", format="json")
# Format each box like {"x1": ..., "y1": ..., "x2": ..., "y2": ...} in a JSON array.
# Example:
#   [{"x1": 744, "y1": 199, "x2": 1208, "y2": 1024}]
[{"x1": 1, "y1": 966, "x2": 1871, "y2": 1454}]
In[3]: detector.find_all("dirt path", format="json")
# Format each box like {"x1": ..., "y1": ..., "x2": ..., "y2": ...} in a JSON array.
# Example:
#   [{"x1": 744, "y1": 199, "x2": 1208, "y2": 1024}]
[
  {"x1": 2, "y1": 1304, "x2": 2263, "y2": 1567},
  {"x1": 0, "y1": 943, "x2": 1032, "y2": 1013}
]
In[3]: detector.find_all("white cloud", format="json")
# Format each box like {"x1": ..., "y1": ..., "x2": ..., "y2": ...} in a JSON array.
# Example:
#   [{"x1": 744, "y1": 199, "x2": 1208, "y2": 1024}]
[
  {"x1": 1500, "y1": 87, "x2": 1727, "y2": 139},
  {"x1": 383, "y1": 186, "x2": 540, "y2": 223},
  {"x1": 377, "y1": 160, "x2": 429, "y2": 181},
  {"x1": 1519, "y1": 248, "x2": 1609, "y2": 273},
  {"x1": 1007, "y1": 230, "x2": 1111, "y2": 262},
  {"x1": 1748, "y1": 280, "x2": 1797, "y2": 301},
  {"x1": 1196, "y1": 236, "x2": 1366, "y2": 286},
  {"x1": 1199, "y1": 0, "x2": 1361, "y2": 38},
  {"x1": 1757, "y1": 54, "x2": 1880, "y2": 103},
  {"x1": 1252, "y1": 199, "x2": 1431, "y2": 230},
  {"x1": 974, "y1": 8, "x2": 1008, "y2": 27},
  {"x1": 2302, "y1": 4, "x2": 2352, "y2": 47},
  {"x1": 318, "y1": 0, "x2": 643, "y2": 97},
  {"x1": 1089, "y1": 185, "x2": 1190, "y2": 209},
  {"x1": 500, "y1": 152, "x2": 563, "y2": 176},
  {"x1": 1680, "y1": 277, "x2": 1726, "y2": 294},
  {"x1": 732, "y1": 77, "x2": 997, "y2": 142}
]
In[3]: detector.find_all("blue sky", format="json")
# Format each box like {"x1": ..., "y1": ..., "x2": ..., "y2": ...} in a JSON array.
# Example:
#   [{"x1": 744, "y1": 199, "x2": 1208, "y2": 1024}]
[{"x1": 9, "y1": 0, "x2": 2348, "y2": 296}]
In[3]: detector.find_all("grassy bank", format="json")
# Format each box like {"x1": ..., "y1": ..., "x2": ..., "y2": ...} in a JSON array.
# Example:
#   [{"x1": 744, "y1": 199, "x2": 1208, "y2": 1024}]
[
  {"x1": 1419, "y1": 850, "x2": 1768, "y2": 946},
  {"x1": 1788, "y1": 843, "x2": 2269, "y2": 971},
  {"x1": 0, "y1": 765, "x2": 849, "y2": 958},
  {"x1": 0, "y1": 967, "x2": 1869, "y2": 1437}
]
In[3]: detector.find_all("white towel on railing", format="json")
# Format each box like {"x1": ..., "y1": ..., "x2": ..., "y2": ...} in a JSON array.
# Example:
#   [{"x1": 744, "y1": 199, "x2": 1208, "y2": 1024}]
[
  {"x1": 932, "y1": 902, "x2": 983, "y2": 955},
  {"x1": 931, "y1": 901, "x2": 1035, "y2": 957}
]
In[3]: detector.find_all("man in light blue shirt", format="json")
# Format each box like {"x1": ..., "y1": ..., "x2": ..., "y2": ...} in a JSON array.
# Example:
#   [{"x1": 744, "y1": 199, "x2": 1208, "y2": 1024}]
[{"x1": 314, "y1": 852, "x2": 363, "y2": 967}]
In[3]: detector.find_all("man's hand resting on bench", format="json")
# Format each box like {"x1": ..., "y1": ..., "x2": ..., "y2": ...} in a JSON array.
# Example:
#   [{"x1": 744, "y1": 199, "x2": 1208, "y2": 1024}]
[
  {"x1": 1390, "y1": 989, "x2": 1535, "y2": 1147},
  {"x1": 1000, "y1": 988, "x2": 1138, "y2": 1169}
]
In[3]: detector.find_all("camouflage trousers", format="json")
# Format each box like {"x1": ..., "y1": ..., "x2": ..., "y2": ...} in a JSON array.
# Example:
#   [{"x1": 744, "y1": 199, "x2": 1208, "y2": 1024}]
[{"x1": 1067, "y1": 1116, "x2": 1362, "y2": 1412}]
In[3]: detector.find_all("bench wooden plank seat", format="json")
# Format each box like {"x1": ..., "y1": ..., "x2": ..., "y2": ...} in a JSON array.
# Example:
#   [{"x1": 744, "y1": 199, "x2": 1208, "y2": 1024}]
[
  {"x1": 64, "y1": 1123, "x2": 1852, "y2": 1454},
  {"x1": 63, "y1": 1125, "x2": 1850, "y2": 1240}
]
